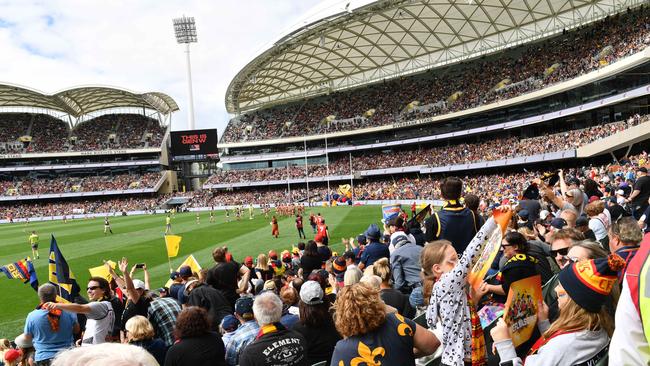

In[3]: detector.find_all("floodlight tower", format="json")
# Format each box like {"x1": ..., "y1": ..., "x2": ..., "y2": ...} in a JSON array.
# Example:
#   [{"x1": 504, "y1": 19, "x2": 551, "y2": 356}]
[{"x1": 173, "y1": 16, "x2": 198, "y2": 130}]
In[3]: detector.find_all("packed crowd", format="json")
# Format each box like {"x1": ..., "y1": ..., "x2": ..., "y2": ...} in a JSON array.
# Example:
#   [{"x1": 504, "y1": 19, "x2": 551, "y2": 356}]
[
  {"x1": 210, "y1": 114, "x2": 647, "y2": 184},
  {"x1": 2, "y1": 196, "x2": 164, "y2": 220},
  {"x1": 70, "y1": 114, "x2": 165, "y2": 151},
  {"x1": 0, "y1": 113, "x2": 165, "y2": 154},
  {"x1": 221, "y1": 8, "x2": 650, "y2": 143},
  {"x1": 4, "y1": 157, "x2": 650, "y2": 366},
  {"x1": 0, "y1": 172, "x2": 161, "y2": 196}
]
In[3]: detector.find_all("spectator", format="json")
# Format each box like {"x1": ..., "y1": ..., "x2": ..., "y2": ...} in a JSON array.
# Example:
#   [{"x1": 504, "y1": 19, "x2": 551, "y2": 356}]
[
  {"x1": 358, "y1": 224, "x2": 389, "y2": 270},
  {"x1": 627, "y1": 166, "x2": 650, "y2": 218},
  {"x1": 424, "y1": 208, "x2": 510, "y2": 365},
  {"x1": 609, "y1": 216, "x2": 644, "y2": 280},
  {"x1": 372, "y1": 258, "x2": 415, "y2": 318},
  {"x1": 124, "y1": 315, "x2": 167, "y2": 366},
  {"x1": 424, "y1": 177, "x2": 479, "y2": 253},
  {"x1": 330, "y1": 282, "x2": 439, "y2": 365},
  {"x1": 291, "y1": 281, "x2": 341, "y2": 365},
  {"x1": 491, "y1": 255, "x2": 623, "y2": 365},
  {"x1": 207, "y1": 247, "x2": 250, "y2": 309},
  {"x1": 609, "y1": 233, "x2": 650, "y2": 365},
  {"x1": 50, "y1": 343, "x2": 159, "y2": 366},
  {"x1": 22, "y1": 283, "x2": 80, "y2": 365},
  {"x1": 164, "y1": 306, "x2": 226, "y2": 366},
  {"x1": 238, "y1": 292, "x2": 307, "y2": 366},
  {"x1": 389, "y1": 225, "x2": 422, "y2": 294},
  {"x1": 43, "y1": 277, "x2": 114, "y2": 346},
  {"x1": 225, "y1": 297, "x2": 259, "y2": 366},
  {"x1": 299, "y1": 241, "x2": 323, "y2": 280},
  {"x1": 147, "y1": 286, "x2": 181, "y2": 347},
  {"x1": 184, "y1": 279, "x2": 232, "y2": 332}
]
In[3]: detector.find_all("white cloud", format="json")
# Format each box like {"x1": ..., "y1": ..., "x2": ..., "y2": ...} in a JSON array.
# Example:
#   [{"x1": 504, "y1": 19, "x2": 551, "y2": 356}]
[{"x1": 0, "y1": 0, "x2": 362, "y2": 135}]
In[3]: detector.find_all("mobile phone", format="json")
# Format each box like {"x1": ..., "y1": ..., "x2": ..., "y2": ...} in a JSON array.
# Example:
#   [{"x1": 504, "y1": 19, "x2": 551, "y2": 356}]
[{"x1": 135, "y1": 263, "x2": 145, "y2": 269}]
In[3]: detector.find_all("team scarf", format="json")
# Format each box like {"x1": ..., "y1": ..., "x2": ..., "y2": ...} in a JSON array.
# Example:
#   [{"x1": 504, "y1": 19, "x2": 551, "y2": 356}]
[
  {"x1": 256, "y1": 322, "x2": 286, "y2": 340},
  {"x1": 37, "y1": 303, "x2": 62, "y2": 332},
  {"x1": 468, "y1": 296, "x2": 487, "y2": 366}
]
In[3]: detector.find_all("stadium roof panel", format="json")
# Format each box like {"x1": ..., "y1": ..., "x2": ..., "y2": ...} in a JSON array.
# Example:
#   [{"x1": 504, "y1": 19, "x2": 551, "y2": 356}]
[
  {"x1": 0, "y1": 82, "x2": 179, "y2": 117},
  {"x1": 226, "y1": 0, "x2": 643, "y2": 113}
]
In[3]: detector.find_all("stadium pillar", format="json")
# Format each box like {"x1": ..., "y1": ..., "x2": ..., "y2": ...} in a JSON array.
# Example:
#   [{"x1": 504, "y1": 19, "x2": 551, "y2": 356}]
[{"x1": 185, "y1": 43, "x2": 196, "y2": 130}]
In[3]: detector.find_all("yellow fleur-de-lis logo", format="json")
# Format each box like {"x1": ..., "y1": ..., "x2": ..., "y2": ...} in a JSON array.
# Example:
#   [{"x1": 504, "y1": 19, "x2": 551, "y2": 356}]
[
  {"x1": 339, "y1": 341, "x2": 385, "y2": 366},
  {"x1": 395, "y1": 313, "x2": 413, "y2": 336}
]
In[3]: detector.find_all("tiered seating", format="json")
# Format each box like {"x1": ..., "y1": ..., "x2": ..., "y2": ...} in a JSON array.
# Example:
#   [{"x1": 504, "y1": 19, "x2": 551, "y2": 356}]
[{"x1": 221, "y1": 8, "x2": 650, "y2": 143}]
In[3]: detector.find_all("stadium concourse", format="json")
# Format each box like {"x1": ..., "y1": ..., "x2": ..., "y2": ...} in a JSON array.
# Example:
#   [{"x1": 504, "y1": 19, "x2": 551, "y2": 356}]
[{"x1": 3, "y1": 0, "x2": 650, "y2": 365}]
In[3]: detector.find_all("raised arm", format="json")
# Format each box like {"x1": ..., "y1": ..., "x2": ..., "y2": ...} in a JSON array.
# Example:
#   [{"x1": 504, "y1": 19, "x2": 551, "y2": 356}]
[{"x1": 119, "y1": 257, "x2": 141, "y2": 304}]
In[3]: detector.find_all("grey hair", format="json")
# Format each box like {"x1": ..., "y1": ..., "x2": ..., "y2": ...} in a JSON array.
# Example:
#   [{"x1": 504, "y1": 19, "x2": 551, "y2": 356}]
[
  {"x1": 359, "y1": 274, "x2": 382, "y2": 289},
  {"x1": 38, "y1": 283, "x2": 57, "y2": 303},
  {"x1": 252, "y1": 292, "x2": 283, "y2": 326},
  {"x1": 51, "y1": 343, "x2": 158, "y2": 366},
  {"x1": 343, "y1": 266, "x2": 363, "y2": 286}
]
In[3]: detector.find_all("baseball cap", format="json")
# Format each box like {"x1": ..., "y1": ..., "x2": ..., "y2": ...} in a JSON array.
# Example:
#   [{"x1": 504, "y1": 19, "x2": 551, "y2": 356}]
[
  {"x1": 268, "y1": 250, "x2": 278, "y2": 260},
  {"x1": 575, "y1": 216, "x2": 589, "y2": 228},
  {"x1": 300, "y1": 280, "x2": 324, "y2": 305},
  {"x1": 517, "y1": 210, "x2": 529, "y2": 221},
  {"x1": 281, "y1": 250, "x2": 291, "y2": 262},
  {"x1": 235, "y1": 296, "x2": 254, "y2": 317},
  {"x1": 364, "y1": 224, "x2": 381, "y2": 240},
  {"x1": 170, "y1": 271, "x2": 180, "y2": 280},
  {"x1": 14, "y1": 333, "x2": 32, "y2": 348},
  {"x1": 132, "y1": 279, "x2": 146, "y2": 290},
  {"x1": 550, "y1": 217, "x2": 568, "y2": 230},
  {"x1": 244, "y1": 256, "x2": 254, "y2": 265},
  {"x1": 356, "y1": 234, "x2": 367, "y2": 245},
  {"x1": 636, "y1": 166, "x2": 648, "y2": 173},
  {"x1": 263, "y1": 280, "x2": 276, "y2": 291},
  {"x1": 539, "y1": 210, "x2": 550, "y2": 221},
  {"x1": 220, "y1": 315, "x2": 239, "y2": 332},
  {"x1": 4, "y1": 349, "x2": 21, "y2": 363},
  {"x1": 179, "y1": 266, "x2": 192, "y2": 277}
]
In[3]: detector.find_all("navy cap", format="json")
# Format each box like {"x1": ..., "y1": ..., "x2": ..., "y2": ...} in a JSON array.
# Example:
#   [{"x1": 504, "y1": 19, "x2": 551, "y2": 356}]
[
  {"x1": 235, "y1": 296, "x2": 254, "y2": 317},
  {"x1": 364, "y1": 224, "x2": 381, "y2": 240}
]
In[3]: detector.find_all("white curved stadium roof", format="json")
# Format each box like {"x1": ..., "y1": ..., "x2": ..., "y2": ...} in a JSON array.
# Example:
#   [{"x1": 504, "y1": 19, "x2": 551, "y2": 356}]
[
  {"x1": 0, "y1": 83, "x2": 179, "y2": 117},
  {"x1": 226, "y1": 0, "x2": 644, "y2": 113}
]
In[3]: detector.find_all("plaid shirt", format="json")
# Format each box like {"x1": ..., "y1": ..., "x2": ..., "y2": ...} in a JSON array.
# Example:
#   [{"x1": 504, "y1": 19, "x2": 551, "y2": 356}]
[
  {"x1": 225, "y1": 320, "x2": 259, "y2": 366},
  {"x1": 148, "y1": 297, "x2": 181, "y2": 347}
]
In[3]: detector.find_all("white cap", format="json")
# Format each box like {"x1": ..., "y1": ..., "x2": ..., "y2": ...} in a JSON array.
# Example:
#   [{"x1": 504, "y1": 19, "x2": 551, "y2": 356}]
[
  {"x1": 132, "y1": 279, "x2": 146, "y2": 290},
  {"x1": 539, "y1": 210, "x2": 550, "y2": 220}
]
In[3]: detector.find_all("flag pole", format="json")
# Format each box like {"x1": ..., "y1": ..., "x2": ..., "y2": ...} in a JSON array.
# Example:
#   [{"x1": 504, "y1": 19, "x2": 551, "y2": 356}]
[{"x1": 164, "y1": 234, "x2": 173, "y2": 273}]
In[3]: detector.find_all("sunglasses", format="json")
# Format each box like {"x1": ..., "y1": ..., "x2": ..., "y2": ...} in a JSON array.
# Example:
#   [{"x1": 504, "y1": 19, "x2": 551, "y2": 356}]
[
  {"x1": 87, "y1": 286, "x2": 100, "y2": 291},
  {"x1": 565, "y1": 256, "x2": 580, "y2": 264},
  {"x1": 550, "y1": 247, "x2": 570, "y2": 257}
]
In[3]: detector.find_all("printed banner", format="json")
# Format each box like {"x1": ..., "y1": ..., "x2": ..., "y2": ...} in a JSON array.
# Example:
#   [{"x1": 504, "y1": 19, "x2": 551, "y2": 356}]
[
  {"x1": 504, "y1": 275, "x2": 542, "y2": 347},
  {"x1": 468, "y1": 208, "x2": 512, "y2": 291}
]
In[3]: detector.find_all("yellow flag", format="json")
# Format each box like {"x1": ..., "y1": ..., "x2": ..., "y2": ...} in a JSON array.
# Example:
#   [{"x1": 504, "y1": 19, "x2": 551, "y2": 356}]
[
  {"x1": 88, "y1": 260, "x2": 116, "y2": 282},
  {"x1": 164, "y1": 255, "x2": 201, "y2": 288},
  {"x1": 165, "y1": 235, "x2": 182, "y2": 258}
]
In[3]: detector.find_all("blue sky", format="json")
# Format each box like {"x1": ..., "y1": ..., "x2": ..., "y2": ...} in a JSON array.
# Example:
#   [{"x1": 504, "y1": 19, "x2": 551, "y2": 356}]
[{"x1": 0, "y1": 0, "x2": 370, "y2": 134}]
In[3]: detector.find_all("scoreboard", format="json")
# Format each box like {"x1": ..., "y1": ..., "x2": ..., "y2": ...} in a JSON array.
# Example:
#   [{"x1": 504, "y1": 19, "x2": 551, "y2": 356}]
[{"x1": 170, "y1": 129, "x2": 218, "y2": 161}]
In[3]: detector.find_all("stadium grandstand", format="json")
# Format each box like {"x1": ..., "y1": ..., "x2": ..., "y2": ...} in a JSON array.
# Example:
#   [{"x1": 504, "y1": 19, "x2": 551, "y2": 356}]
[
  {"x1": 206, "y1": 0, "x2": 650, "y2": 210},
  {"x1": 0, "y1": 84, "x2": 180, "y2": 221}
]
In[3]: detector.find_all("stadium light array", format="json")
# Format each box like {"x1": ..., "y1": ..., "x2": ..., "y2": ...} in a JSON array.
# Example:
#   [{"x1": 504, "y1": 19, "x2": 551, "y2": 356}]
[
  {"x1": 173, "y1": 16, "x2": 198, "y2": 44},
  {"x1": 172, "y1": 16, "x2": 198, "y2": 130}
]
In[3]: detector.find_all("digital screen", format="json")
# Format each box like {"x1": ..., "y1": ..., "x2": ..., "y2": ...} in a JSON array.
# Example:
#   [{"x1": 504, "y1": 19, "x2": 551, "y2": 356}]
[{"x1": 170, "y1": 129, "x2": 218, "y2": 158}]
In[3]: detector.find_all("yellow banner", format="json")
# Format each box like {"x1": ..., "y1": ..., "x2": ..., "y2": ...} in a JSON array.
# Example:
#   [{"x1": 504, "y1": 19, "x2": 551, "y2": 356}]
[
  {"x1": 88, "y1": 260, "x2": 116, "y2": 282},
  {"x1": 165, "y1": 235, "x2": 182, "y2": 258}
]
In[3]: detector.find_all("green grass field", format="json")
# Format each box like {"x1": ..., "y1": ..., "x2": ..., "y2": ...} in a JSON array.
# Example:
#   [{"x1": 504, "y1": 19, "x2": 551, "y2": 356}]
[{"x1": 0, "y1": 205, "x2": 381, "y2": 338}]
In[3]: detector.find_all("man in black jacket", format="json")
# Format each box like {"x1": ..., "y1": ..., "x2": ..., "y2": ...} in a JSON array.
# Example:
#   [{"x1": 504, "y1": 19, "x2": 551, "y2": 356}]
[{"x1": 186, "y1": 279, "x2": 232, "y2": 332}]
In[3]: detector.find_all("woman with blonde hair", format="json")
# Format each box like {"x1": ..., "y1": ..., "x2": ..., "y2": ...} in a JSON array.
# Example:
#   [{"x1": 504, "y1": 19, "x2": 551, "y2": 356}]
[
  {"x1": 254, "y1": 253, "x2": 273, "y2": 281},
  {"x1": 330, "y1": 282, "x2": 440, "y2": 365},
  {"x1": 491, "y1": 254, "x2": 623, "y2": 365},
  {"x1": 372, "y1": 257, "x2": 414, "y2": 318},
  {"x1": 124, "y1": 315, "x2": 167, "y2": 365}
]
